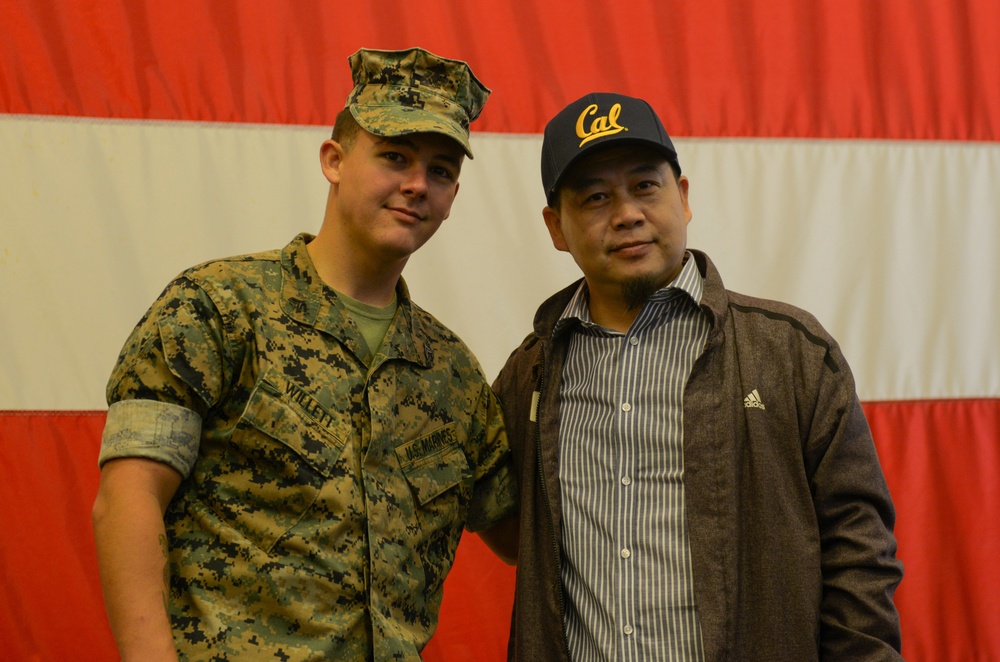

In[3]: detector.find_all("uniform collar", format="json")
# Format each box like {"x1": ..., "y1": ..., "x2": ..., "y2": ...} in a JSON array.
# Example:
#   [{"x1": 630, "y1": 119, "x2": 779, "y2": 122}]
[{"x1": 279, "y1": 233, "x2": 431, "y2": 367}]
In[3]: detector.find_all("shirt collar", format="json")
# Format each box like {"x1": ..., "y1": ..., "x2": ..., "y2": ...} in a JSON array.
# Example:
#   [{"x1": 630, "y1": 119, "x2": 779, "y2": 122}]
[{"x1": 553, "y1": 251, "x2": 704, "y2": 337}]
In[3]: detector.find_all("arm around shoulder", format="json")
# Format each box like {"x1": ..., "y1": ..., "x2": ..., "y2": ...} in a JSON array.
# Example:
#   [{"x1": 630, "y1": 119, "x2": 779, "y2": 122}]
[{"x1": 477, "y1": 514, "x2": 519, "y2": 565}]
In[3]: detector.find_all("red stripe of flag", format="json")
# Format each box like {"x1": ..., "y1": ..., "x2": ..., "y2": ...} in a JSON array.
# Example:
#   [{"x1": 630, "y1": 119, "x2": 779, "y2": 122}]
[{"x1": 1, "y1": 0, "x2": 998, "y2": 139}]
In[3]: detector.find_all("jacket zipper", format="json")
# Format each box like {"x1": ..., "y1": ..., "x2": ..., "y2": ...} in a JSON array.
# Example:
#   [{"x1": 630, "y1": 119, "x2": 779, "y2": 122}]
[{"x1": 534, "y1": 341, "x2": 570, "y2": 657}]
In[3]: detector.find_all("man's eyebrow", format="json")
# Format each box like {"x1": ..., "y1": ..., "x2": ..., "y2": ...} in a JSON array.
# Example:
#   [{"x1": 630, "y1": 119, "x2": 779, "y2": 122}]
[
  {"x1": 377, "y1": 135, "x2": 417, "y2": 149},
  {"x1": 433, "y1": 152, "x2": 463, "y2": 169},
  {"x1": 376, "y1": 136, "x2": 463, "y2": 168},
  {"x1": 566, "y1": 176, "x2": 606, "y2": 192},
  {"x1": 567, "y1": 163, "x2": 665, "y2": 191},
  {"x1": 627, "y1": 162, "x2": 665, "y2": 176}
]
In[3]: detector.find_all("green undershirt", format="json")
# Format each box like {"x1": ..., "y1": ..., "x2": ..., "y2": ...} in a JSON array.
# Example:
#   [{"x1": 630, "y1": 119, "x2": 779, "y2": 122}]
[{"x1": 337, "y1": 290, "x2": 398, "y2": 360}]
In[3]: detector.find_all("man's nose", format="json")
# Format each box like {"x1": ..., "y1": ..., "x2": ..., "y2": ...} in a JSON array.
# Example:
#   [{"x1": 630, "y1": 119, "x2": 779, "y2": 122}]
[
  {"x1": 611, "y1": 198, "x2": 644, "y2": 229},
  {"x1": 401, "y1": 168, "x2": 428, "y2": 198}
]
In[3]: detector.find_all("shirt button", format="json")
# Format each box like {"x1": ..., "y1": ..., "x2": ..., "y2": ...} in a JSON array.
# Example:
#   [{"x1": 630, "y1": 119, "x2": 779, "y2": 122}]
[
  {"x1": 629, "y1": 337, "x2": 639, "y2": 346},
  {"x1": 621, "y1": 476, "x2": 632, "y2": 486},
  {"x1": 620, "y1": 548, "x2": 631, "y2": 559},
  {"x1": 621, "y1": 402, "x2": 632, "y2": 412},
  {"x1": 623, "y1": 625, "x2": 634, "y2": 636}
]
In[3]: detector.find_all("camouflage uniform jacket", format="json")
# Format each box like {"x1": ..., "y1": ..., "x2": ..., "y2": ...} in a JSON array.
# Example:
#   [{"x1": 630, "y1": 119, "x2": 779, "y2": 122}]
[{"x1": 101, "y1": 233, "x2": 517, "y2": 660}]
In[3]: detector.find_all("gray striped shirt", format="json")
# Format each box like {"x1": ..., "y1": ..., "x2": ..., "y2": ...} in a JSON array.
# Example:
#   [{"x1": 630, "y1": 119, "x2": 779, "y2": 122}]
[{"x1": 555, "y1": 254, "x2": 709, "y2": 662}]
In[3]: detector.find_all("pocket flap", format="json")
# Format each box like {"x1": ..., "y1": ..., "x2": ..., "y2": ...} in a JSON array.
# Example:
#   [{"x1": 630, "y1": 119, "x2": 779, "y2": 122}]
[
  {"x1": 243, "y1": 376, "x2": 345, "y2": 477},
  {"x1": 396, "y1": 428, "x2": 468, "y2": 505}
]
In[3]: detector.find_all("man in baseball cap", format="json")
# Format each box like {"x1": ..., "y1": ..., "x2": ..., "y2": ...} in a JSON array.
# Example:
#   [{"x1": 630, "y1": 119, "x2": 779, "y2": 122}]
[
  {"x1": 93, "y1": 47, "x2": 517, "y2": 661},
  {"x1": 493, "y1": 92, "x2": 903, "y2": 660},
  {"x1": 541, "y1": 91, "x2": 680, "y2": 204}
]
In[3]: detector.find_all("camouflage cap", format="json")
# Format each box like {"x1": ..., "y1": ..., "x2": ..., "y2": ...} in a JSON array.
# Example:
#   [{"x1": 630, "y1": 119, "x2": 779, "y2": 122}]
[{"x1": 346, "y1": 47, "x2": 490, "y2": 158}]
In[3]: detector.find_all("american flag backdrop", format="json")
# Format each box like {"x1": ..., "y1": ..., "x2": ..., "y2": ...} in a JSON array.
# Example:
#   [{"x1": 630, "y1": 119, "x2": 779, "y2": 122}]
[{"x1": 1, "y1": 1, "x2": 998, "y2": 660}]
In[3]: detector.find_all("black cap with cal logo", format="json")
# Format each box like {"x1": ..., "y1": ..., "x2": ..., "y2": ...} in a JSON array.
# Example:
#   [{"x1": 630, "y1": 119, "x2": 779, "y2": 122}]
[{"x1": 540, "y1": 92, "x2": 680, "y2": 205}]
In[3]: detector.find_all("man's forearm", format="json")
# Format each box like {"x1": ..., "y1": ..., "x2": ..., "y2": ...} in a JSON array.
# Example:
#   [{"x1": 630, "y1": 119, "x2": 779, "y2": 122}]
[
  {"x1": 477, "y1": 514, "x2": 520, "y2": 565},
  {"x1": 92, "y1": 460, "x2": 182, "y2": 661}
]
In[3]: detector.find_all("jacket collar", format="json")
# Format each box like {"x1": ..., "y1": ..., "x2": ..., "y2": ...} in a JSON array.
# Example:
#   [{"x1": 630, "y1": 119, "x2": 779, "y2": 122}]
[{"x1": 532, "y1": 249, "x2": 730, "y2": 344}]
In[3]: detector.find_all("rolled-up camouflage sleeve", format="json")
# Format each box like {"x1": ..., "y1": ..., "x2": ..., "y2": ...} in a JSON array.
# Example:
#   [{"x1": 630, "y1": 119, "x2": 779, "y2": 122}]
[
  {"x1": 465, "y1": 382, "x2": 518, "y2": 532},
  {"x1": 99, "y1": 399, "x2": 202, "y2": 477},
  {"x1": 101, "y1": 276, "x2": 229, "y2": 476}
]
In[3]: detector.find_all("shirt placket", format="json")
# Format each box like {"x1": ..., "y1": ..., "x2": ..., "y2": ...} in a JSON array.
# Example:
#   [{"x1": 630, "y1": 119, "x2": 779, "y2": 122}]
[{"x1": 617, "y1": 328, "x2": 642, "y2": 662}]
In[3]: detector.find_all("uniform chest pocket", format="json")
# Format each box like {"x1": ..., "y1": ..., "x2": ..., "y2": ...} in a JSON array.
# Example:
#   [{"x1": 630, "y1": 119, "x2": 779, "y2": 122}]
[
  {"x1": 203, "y1": 374, "x2": 346, "y2": 551},
  {"x1": 395, "y1": 426, "x2": 472, "y2": 527}
]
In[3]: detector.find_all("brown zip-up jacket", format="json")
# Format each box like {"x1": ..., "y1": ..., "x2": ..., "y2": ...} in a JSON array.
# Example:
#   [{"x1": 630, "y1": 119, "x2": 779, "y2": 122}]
[{"x1": 493, "y1": 251, "x2": 903, "y2": 661}]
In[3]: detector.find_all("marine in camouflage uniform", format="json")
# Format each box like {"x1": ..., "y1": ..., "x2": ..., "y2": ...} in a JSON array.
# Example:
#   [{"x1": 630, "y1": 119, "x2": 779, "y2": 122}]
[{"x1": 94, "y1": 48, "x2": 516, "y2": 661}]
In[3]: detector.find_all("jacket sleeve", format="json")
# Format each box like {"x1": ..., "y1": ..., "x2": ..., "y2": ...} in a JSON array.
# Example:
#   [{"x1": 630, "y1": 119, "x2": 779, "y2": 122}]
[
  {"x1": 492, "y1": 338, "x2": 537, "y2": 471},
  {"x1": 805, "y1": 344, "x2": 904, "y2": 659}
]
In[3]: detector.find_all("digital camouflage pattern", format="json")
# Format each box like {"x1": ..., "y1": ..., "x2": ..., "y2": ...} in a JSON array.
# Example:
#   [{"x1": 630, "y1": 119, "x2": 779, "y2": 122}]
[
  {"x1": 346, "y1": 47, "x2": 490, "y2": 158},
  {"x1": 101, "y1": 234, "x2": 517, "y2": 660}
]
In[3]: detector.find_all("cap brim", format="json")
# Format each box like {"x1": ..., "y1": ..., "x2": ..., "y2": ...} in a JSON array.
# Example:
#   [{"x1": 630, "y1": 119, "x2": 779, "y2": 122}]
[
  {"x1": 546, "y1": 137, "x2": 679, "y2": 203},
  {"x1": 350, "y1": 105, "x2": 474, "y2": 158}
]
